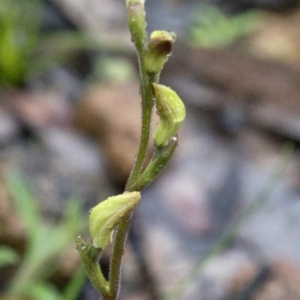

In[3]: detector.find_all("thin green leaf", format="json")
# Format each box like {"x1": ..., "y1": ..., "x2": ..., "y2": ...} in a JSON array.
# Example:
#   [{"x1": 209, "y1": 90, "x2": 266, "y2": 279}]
[
  {"x1": 25, "y1": 281, "x2": 63, "y2": 300},
  {"x1": 63, "y1": 265, "x2": 86, "y2": 300},
  {"x1": 0, "y1": 246, "x2": 19, "y2": 267},
  {"x1": 5, "y1": 170, "x2": 41, "y2": 240}
]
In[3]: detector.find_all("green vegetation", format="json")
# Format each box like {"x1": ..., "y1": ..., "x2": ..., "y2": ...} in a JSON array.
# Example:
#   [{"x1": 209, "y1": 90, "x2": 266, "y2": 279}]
[
  {"x1": 1, "y1": 171, "x2": 86, "y2": 300},
  {"x1": 0, "y1": 246, "x2": 19, "y2": 268},
  {"x1": 189, "y1": 5, "x2": 261, "y2": 48},
  {"x1": 0, "y1": 0, "x2": 43, "y2": 87},
  {"x1": 0, "y1": 0, "x2": 98, "y2": 88}
]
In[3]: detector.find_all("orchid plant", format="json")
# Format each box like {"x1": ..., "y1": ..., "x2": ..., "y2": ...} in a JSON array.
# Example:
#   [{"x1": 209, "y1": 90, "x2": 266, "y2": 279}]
[{"x1": 76, "y1": 1, "x2": 186, "y2": 299}]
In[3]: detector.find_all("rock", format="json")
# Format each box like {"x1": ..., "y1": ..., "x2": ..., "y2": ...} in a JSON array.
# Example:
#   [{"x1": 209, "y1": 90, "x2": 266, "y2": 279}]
[
  {"x1": 229, "y1": 260, "x2": 300, "y2": 300},
  {"x1": 0, "y1": 172, "x2": 25, "y2": 248},
  {"x1": 7, "y1": 89, "x2": 72, "y2": 130},
  {"x1": 135, "y1": 120, "x2": 241, "y2": 297},
  {"x1": 0, "y1": 108, "x2": 20, "y2": 146},
  {"x1": 247, "y1": 9, "x2": 300, "y2": 66},
  {"x1": 38, "y1": 127, "x2": 103, "y2": 175},
  {"x1": 219, "y1": 0, "x2": 300, "y2": 11},
  {"x1": 127, "y1": 104, "x2": 300, "y2": 299},
  {"x1": 192, "y1": 250, "x2": 258, "y2": 300},
  {"x1": 48, "y1": 0, "x2": 131, "y2": 48},
  {"x1": 74, "y1": 82, "x2": 159, "y2": 184},
  {"x1": 163, "y1": 43, "x2": 300, "y2": 142}
]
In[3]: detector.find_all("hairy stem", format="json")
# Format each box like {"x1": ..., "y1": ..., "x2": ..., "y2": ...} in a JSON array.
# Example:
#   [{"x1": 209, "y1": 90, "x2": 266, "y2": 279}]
[
  {"x1": 107, "y1": 213, "x2": 132, "y2": 299},
  {"x1": 103, "y1": 1, "x2": 177, "y2": 298},
  {"x1": 108, "y1": 38, "x2": 156, "y2": 300},
  {"x1": 126, "y1": 52, "x2": 155, "y2": 191}
]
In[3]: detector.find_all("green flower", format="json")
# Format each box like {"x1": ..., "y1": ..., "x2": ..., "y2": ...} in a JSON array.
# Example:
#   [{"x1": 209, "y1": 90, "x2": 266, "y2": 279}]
[
  {"x1": 126, "y1": 0, "x2": 146, "y2": 49},
  {"x1": 145, "y1": 30, "x2": 176, "y2": 74},
  {"x1": 89, "y1": 192, "x2": 141, "y2": 249},
  {"x1": 153, "y1": 83, "x2": 186, "y2": 147}
]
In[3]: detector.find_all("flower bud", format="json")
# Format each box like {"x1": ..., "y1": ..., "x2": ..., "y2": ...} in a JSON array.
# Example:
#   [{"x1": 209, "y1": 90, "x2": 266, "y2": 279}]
[
  {"x1": 89, "y1": 192, "x2": 141, "y2": 249},
  {"x1": 153, "y1": 83, "x2": 186, "y2": 147},
  {"x1": 126, "y1": 0, "x2": 146, "y2": 49},
  {"x1": 131, "y1": 136, "x2": 178, "y2": 190},
  {"x1": 145, "y1": 30, "x2": 176, "y2": 74}
]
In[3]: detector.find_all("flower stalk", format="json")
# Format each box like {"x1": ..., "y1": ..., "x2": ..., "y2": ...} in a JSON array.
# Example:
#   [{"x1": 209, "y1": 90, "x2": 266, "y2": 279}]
[{"x1": 78, "y1": 0, "x2": 186, "y2": 299}]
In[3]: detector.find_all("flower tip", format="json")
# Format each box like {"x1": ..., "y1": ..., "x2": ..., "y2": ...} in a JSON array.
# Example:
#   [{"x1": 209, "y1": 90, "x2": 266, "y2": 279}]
[
  {"x1": 126, "y1": 0, "x2": 144, "y2": 6},
  {"x1": 145, "y1": 31, "x2": 176, "y2": 74},
  {"x1": 152, "y1": 84, "x2": 186, "y2": 147},
  {"x1": 89, "y1": 192, "x2": 141, "y2": 249},
  {"x1": 126, "y1": 0, "x2": 146, "y2": 48}
]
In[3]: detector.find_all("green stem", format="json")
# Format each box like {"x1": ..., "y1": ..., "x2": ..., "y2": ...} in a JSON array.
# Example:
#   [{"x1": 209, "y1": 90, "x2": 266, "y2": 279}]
[
  {"x1": 126, "y1": 52, "x2": 156, "y2": 191},
  {"x1": 81, "y1": 2, "x2": 169, "y2": 299},
  {"x1": 107, "y1": 213, "x2": 132, "y2": 299},
  {"x1": 76, "y1": 238, "x2": 110, "y2": 297},
  {"x1": 104, "y1": 1, "x2": 165, "y2": 296},
  {"x1": 108, "y1": 41, "x2": 157, "y2": 300}
]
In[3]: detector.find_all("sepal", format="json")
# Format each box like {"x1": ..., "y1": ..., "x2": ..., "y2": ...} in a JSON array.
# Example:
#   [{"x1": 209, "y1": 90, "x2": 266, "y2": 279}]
[
  {"x1": 89, "y1": 192, "x2": 141, "y2": 249},
  {"x1": 145, "y1": 30, "x2": 176, "y2": 74},
  {"x1": 131, "y1": 137, "x2": 178, "y2": 190},
  {"x1": 152, "y1": 83, "x2": 186, "y2": 147}
]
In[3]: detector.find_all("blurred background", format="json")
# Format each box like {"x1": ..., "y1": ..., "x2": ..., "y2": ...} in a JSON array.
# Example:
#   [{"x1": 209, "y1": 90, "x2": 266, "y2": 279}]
[{"x1": 1, "y1": 0, "x2": 300, "y2": 299}]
